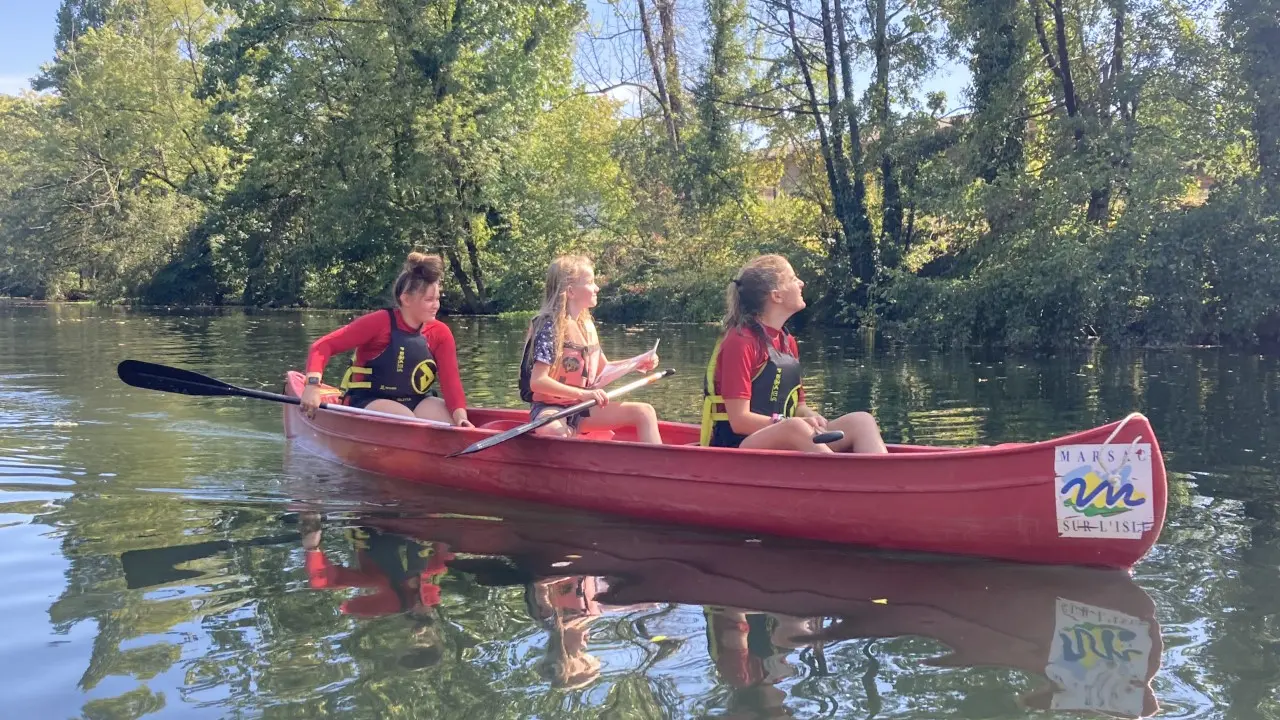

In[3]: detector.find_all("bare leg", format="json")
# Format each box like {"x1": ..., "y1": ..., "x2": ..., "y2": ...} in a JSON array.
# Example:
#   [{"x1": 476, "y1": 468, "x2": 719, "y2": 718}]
[
  {"x1": 364, "y1": 399, "x2": 416, "y2": 417},
  {"x1": 580, "y1": 401, "x2": 661, "y2": 444},
  {"x1": 531, "y1": 408, "x2": 574, "y2": 438},
  {"x1": 413, "y1": 396, "x2": 453, "y2": 424},
  {"x1": 739, "y1": 417, "x2": 834, "y2": 454},
  {"x1": 824, "y1": 411, "x2": 888, "y2": 454}
]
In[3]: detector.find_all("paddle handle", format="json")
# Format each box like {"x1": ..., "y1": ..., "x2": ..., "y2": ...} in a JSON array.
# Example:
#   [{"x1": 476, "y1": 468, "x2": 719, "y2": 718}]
[{"x1": 812, "y1": 430, "x2": 845, "y2": 445}]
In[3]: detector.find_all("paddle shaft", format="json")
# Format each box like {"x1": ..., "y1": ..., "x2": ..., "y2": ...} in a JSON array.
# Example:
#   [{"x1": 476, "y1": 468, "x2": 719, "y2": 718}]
[
  {"x1": 536, "y1": 368, "x2": 675, "y2": 428},
  {"x1": 116, "y1": 359, "x2": 451, "y2": 427},
  {"x1": 448, "y1": 368, "x2": 676, "y2": 457}
]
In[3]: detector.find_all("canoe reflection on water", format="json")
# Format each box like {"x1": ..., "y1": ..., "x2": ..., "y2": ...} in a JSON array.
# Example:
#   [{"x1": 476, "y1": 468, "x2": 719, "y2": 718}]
[{"x1": 121, "y1": 458, "x2": 1163, "y2": 719}]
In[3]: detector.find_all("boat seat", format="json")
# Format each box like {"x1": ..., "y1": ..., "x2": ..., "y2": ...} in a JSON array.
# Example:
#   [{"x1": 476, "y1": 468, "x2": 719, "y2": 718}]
[{"x1": 478, "y1": 418, "x2": 613, "y2": 441}]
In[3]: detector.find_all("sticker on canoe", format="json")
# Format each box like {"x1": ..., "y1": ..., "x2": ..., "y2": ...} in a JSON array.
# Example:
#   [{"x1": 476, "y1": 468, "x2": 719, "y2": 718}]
[
  {"x1": 1046, "y1": 597, "x2": 1152, "y2": 718},
  {"x1": 1054, "y1": 443, "x2": 1154, "y2": 538}
]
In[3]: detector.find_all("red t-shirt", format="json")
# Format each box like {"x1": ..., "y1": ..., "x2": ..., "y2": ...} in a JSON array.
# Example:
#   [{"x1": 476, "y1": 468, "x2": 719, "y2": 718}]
[
  {"x1": 713, "y1": 325, "x2": 805, "y2": 405},
  {"x1": 305, "y1": 309, "x2": 467, "y2": 412}
]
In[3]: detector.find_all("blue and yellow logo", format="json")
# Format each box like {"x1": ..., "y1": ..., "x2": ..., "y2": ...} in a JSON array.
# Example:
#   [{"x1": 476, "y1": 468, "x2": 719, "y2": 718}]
[
  {"x1": 1059, "y1": 465, "x2": 1147, "y2": 517},
  {"x1": 1059, "y1": 622, "x2": 1144, "y2": 668},
  {"x1": 411, "y1": 359, "x2": 437, "y2": 395}
]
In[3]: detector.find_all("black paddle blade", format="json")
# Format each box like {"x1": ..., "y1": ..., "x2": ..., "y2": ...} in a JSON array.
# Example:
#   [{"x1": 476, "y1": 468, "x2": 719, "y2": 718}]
[
  {"x1": 445, "y1": 557, "x2": 536, "y2": 586},
  {"x1": 120, "y1": 533, "x2": 301, "y2": 589},
  {"x1": 117, "y1": 359, "x2": 239, "y2": 397}
]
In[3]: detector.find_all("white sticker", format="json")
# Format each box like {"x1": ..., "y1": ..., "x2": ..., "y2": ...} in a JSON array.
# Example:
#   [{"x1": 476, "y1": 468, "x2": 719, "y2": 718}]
[
  {"x1": 1054, "y1": 444, "x2": 1155, "y2": 538},
  {"x1": 1047, "y1": 598, "x2": 1152, "y2": 718}
]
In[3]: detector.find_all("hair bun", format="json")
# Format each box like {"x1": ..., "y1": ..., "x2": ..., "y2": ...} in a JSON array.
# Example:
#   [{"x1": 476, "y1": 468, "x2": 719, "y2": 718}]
[{"x1": 405, "y1": 251, "x2": 443, "y2": 277}]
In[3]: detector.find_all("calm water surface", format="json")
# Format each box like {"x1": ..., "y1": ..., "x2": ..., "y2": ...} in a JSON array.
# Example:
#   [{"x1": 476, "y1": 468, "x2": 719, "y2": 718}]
[{"x1": 1, "y1": 302, "x2": 1278, "y2": 719}]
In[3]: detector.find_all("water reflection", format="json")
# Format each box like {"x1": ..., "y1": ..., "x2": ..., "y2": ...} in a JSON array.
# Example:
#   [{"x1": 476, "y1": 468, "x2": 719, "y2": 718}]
[
  {"x1": 110, "y1": 455, "x2": 1164, "y2": 719},
  {"x1": 301, "y1": 518, "x2": 451, "y2": 669},
  {"x1": 6, "y1": 303, "x2": 1280, "y2": 717}
]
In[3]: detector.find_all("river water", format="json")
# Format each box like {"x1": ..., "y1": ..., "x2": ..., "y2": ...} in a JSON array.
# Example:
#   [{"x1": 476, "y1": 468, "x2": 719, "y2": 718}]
[{"x1": 1, "y1": 301, "x2": 1277, "y2": 719}]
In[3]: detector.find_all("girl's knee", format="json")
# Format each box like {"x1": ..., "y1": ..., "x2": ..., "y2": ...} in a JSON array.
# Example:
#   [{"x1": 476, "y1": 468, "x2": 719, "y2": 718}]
[
  {"x1": 779, "y1": 417, "x2": 812, "y2": 437},
  {"x1": 630, "y1": 402, "x2": 657, "y2": 422},
  {"x1": 539, "y1": 425, "x2": 570, "y2": 438},
  {"x1": 841, "y1": 411, "x2": 879, "y2": 431},
  {"x1": 535, "y1": 418, "x2": 571, "y2": 437}
]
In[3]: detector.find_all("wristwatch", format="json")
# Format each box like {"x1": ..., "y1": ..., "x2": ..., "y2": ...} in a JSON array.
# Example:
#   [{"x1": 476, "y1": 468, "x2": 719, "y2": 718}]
[
  {"x1": 770, "y1": 413, "x2": 782, "y2": 424},
  {"x1": 306, "y1": 376, "x2": 321, "y2": 386}
]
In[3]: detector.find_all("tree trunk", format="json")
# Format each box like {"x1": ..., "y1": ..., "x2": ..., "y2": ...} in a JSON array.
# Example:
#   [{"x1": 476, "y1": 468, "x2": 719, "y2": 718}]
[
  {"x1": 654, "y1": 0, "x2": 683, "y2": 127},
  {"x1": 831, "y1": 0, "x2": 876, "y2": 291},
  {"x1": 1033, "y1": 0, "x2": 1115, "y2": 224},
  {"x1": 637, "y1": 0, "x2": 680, "y2": 150},
  {"x1": 871, "y1": 0, "x2": 902, "y2": 265},
  {"x1": 442, "y1": 243, "x2": 481, "y2": 312}
]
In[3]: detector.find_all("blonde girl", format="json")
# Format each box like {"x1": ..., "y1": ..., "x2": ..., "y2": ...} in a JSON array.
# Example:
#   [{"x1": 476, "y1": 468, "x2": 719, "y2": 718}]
[{"x1": 518, "y1": 255, "x2": 662, "y2": 443}]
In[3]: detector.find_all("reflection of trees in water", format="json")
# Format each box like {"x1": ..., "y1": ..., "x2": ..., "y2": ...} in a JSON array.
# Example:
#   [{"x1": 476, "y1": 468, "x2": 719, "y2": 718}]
[{"x1": 11, "y1": 307, "x2": 1280, "y2": 716}]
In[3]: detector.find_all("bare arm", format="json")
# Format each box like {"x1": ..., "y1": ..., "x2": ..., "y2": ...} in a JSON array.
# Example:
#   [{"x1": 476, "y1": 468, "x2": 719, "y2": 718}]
[{"x1": 529, "y1": 362, "x2": 606, "y2": 404}]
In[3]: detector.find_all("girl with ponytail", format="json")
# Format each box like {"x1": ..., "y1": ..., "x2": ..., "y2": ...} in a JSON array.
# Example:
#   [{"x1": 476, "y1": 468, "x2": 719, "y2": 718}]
[
  {"x1": 519, "y1": 255, "x2": 663, "y2": 442},
  {"x1": 700, "y1": 255, "x2": 886, "y2": 454},
  {"x1": 300, "y1": 251, "x2": 472, "y2": 427}
]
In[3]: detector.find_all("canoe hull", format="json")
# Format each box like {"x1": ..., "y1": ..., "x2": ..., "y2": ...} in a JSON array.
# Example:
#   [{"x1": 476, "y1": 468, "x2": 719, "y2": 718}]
[{"x1": 281, "y1": 371, "x2": 1166, "y2": 568}]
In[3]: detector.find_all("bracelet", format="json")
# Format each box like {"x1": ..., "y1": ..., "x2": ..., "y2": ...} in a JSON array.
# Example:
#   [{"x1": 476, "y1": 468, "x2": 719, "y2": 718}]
[{"x1": 770, "y1": 413, "x2": 782, "y2": 424}]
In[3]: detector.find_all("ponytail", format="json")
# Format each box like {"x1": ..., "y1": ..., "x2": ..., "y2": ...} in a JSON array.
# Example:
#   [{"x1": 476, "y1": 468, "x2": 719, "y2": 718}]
[{"x1": 721, "y1": 255, "x2": 790, "y2": 330}]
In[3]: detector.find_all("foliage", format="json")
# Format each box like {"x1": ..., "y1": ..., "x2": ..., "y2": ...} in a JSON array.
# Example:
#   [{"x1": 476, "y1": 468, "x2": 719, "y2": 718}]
[{"x1": 0, "y1": 0, "x2": 1275, "y2": 346}]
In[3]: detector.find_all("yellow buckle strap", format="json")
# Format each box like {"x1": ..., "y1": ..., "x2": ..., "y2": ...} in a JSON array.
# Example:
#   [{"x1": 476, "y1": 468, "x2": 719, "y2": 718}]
[{"x1": 340, "y1": 366, "x2": 373, "y2": 391}]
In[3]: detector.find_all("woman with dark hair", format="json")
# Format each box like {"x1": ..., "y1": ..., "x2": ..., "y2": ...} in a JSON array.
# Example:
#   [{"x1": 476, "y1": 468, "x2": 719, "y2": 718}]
[{"x1": 299, "y1": 251, "x2": 472, "y2": 426}]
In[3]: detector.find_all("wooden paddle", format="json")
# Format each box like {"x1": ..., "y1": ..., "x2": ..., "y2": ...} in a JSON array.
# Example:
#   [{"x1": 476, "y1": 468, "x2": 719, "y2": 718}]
[
  {"x1": 448, "y1": 368, "x2": 676, "y2": 458},
  {"x1": 116, "y1": 359, "x2": 452, "y2": 426}
]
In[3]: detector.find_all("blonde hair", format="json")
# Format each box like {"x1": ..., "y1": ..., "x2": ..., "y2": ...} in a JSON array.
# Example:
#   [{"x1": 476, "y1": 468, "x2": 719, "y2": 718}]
[
  {"x1": 723, "y1": 254, "x2": 791, "y2": 330},
  {"x1": 526, "y1": 255, "x2": 597, "y2": 371},
  {"x1": 392, "y1": 251, "x2": 443, "y2": 304}
]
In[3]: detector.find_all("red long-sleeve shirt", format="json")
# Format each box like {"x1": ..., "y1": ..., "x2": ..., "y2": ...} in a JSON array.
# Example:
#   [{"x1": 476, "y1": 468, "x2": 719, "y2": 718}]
[{"x1": 306, "y1": 309, "x2": 467, "y2": 412}]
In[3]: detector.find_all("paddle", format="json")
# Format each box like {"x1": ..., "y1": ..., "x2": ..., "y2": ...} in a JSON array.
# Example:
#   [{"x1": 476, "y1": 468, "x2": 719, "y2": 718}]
[
  {"x1": 121, "y1": 533, "x2": 302, "y2": 589},
  {"x1": 117, "y1": 359, "x2": 451, "y2": 426},
  {"x1": 448, "y1": 368, "x2": 676, "y2": 458}
]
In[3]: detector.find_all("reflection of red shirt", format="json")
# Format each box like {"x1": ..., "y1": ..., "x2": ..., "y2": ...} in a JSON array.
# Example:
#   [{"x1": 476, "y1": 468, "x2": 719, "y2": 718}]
[
  {"x1": 710, "y1": 615, "x2": 766, "y2": 688},
  {"x1": 713, "y1": 326, "x2": 805, "y2": 404},
  {"x1": 306, "y1": 544, "x2": 453, "y2": 617},
  {"x1": 305, "y1": 309, "x2": 467, "y2": 412}
]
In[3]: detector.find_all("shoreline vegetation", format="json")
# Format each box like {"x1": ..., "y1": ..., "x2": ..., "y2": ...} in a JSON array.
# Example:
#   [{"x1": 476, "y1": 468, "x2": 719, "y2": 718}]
[{"x1": 1, "y1": 0, "x2": 1276, "y2": 350}]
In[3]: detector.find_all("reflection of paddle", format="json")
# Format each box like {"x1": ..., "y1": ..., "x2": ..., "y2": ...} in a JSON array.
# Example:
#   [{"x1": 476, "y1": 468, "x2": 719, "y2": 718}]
[
  {"x1": 116, "y1": 360, "x2": 451, "y2": 426},
  {"x1": 448, "y1": 369, "x2": 676, "y2": 457},
  {"x1": 120, "y1": 533, "x2": 300, "y2": 589},
  {"x1": 446, "y1": 556, "x2": 537, "y2": 586}
]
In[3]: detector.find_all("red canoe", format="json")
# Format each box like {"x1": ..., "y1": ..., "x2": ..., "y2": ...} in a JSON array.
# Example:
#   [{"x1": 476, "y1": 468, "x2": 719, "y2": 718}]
[{"x1": 282, "y1": 371, "x2": 1167, "y2": 569}]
